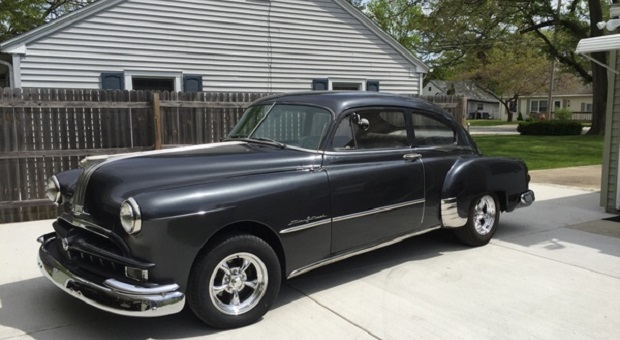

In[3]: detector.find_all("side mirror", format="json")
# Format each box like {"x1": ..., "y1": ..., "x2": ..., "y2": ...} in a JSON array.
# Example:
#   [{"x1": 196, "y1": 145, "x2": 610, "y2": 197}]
[{"x1": 351, "y1": 113, "x2": 370, "y2": 131}]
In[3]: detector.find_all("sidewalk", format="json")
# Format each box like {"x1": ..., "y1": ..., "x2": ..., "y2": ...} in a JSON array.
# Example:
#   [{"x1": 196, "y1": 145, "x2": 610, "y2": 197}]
[{"x1": 1, "y1": 167, "x2": 618, "y2": 339}]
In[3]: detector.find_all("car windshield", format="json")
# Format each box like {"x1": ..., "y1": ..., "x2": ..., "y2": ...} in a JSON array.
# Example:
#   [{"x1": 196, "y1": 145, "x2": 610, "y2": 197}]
[{"x1": 227, "y1": 104, "x2": 333, "y2": 150}]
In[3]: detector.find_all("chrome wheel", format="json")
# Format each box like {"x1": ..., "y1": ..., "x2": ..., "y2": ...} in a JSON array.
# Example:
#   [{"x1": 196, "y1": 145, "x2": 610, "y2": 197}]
[
  {"x1": 209, "y1": 252, "x2": 268, "y2": 316},
  {"x1": 472, "y1": 195, "x2": 496, "y2": 235}
]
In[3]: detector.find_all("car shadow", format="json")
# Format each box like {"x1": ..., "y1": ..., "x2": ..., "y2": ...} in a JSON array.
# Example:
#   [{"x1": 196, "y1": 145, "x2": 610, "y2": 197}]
[
  {"x1": 0, "y1": 230, "x2": 465, "y2": 339},
  {"x1": 493, "y1": 191, "x2": 620, "y2": 259}
]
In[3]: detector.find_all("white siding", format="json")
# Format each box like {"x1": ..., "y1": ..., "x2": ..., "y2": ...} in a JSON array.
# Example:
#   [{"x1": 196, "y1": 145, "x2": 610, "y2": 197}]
[{"x1": 16, "y1": 0, "x2": 422, "y2": 93}]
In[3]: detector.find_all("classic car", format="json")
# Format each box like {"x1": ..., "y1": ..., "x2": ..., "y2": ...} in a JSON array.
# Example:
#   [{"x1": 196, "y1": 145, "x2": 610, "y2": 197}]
[{"x1": 38, "y1": 91, "x2": 535, "y2": 328}]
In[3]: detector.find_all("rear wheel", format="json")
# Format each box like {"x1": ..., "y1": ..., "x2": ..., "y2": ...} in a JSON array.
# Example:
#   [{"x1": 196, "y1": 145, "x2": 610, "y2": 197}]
[
  {"x1": 454, "y1": 194, "x2": 499, "y2": 246},
  {"x1": 187, "y1": 234, "x2": 281, "y2": 328}
]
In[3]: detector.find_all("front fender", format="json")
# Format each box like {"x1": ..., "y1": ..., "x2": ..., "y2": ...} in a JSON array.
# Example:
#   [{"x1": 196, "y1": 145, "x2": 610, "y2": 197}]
[{"x1": 441, "y1": 157, "x2": 529, "y2": 227}]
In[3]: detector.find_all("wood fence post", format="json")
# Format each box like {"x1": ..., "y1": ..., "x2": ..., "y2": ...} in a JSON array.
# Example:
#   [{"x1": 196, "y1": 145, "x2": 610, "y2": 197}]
[{"x1": 152, "y1": 92, "x2": 162, "y2": 150}]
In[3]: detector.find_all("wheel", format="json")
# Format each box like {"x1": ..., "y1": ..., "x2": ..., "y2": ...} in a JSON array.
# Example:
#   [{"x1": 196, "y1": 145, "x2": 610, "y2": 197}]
[
  {"x1": 187, "y1": 234, "x2": 281, "y2": 328},
  {"x1": 454, "y1": 194, "x2": 499, "y2": 246}
]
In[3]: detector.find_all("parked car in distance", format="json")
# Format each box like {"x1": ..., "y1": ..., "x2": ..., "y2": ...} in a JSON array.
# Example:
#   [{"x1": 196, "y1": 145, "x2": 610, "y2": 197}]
[{"x1": 38, "y1": 91, "x2": 534, "y2": 328}]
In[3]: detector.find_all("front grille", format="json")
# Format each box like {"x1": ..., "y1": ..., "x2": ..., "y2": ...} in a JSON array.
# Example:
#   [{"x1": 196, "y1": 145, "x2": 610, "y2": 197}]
[{"x1": 53, "y1": 219, "x2": 154, "y2": 282}]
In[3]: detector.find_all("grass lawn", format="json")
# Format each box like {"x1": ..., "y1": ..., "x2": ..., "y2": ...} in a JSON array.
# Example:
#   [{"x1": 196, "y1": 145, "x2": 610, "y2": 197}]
[{"x1": 472, "y1": 135, "x2": 604, "y2": 170}]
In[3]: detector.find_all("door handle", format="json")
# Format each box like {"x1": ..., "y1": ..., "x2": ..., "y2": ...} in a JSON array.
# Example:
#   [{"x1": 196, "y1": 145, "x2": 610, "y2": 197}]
[{"x1": 403, "y1": 153, "x2": 422, "y2": 161}]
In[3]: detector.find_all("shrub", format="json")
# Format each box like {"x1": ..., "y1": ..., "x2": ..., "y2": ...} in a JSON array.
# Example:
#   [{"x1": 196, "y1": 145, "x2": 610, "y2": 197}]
[
  {"x1": 517, "y1": 112, "x2": 523, "y2": 121},
  {"x1": 517, "y1": 121, "x2": 583, "y2": 136},
  {"x1": 553, "y1": 108, "x2": 573, "y2": 121}
]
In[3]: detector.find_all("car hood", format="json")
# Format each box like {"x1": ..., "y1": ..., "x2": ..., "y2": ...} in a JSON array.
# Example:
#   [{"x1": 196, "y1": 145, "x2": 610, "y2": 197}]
[{"x1": 78, "y1": 141, "x2": 319, "y2": 223}]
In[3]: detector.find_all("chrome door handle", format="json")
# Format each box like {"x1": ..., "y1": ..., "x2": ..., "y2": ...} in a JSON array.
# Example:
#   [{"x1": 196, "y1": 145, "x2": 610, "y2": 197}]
[{"x1": 403, "y1": 153, "x2": 422, "y2": 161}]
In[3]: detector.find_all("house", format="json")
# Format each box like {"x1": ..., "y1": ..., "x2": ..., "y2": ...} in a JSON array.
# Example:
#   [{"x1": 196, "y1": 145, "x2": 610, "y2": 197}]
[
  {"x1": 576, "y1": 4, "x2": 620, "y2": 214},
  {"x1": 424, "y1": 80, "x2": 501, "y2": 119},
  {"x1": 515, "y1": 74, "x2": 593, "y2": 121},
  {"x1": 0, "y1": 0, "x2": 428, "y2": 94}
]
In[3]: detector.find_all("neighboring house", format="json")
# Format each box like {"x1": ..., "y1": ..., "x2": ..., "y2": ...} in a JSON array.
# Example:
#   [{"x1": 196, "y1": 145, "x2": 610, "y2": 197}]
[
  {"x1": 424, "y1": 80, "x2": 501, "y2": 119},
  {"x1": 0, "y1": 0, "x2": 428, "y2": 94},
  {"x1": 515, "y1": 75, "x2": 593, "y2": 121},
  {"x1": 576, "y1": 4, "x2": 620, "y2": 214}
]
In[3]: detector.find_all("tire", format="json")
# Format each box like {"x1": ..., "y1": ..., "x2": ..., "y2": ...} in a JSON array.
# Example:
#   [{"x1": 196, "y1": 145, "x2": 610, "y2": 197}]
[
  {"x1": 187, "y1": 234, "x2": 281, "y2": 329},
  {"x1": 454, "y1": 194, "x2": 499, "y2": 247}
]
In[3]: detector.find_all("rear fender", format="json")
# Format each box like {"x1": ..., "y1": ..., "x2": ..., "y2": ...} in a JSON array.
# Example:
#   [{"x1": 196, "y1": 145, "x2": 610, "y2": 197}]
[{"x1": 441, "y1": 157, "x2": 529, "y2": 228}]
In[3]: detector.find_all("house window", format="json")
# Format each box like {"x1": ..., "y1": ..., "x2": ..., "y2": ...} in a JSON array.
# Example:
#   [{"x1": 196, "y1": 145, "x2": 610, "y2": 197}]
[
  {"x1": 581, "y1": 103, "x2": 593, "y2": 112},
  {"x1": 477, "y1": 103, "x2": 484, "y2": 111},
  {"x1": 332, "y1": 82, "x2": 363, "y2": 91},
  {"x1": 132, "y1": 77, "x2": 175, "y2": 91},
  {"x1": 530, "y1": 99, "x2": 548, "y2": 113},
  {"x1": 312, "y1": 79, "x2": 380, "y2": 92},
  {"x1": 554, "y1": 100, "x2": 562, "y2": 109}
]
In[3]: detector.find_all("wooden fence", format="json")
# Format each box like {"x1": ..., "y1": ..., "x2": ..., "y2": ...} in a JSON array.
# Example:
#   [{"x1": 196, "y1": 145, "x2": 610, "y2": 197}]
[{"x1": 0, "y1": 88, "x2": 466, "y2": 223}]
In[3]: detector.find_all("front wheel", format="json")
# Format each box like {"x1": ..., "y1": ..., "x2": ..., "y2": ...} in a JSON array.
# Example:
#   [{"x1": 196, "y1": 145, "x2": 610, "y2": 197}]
[
  {"x1": 454, "y1": 194, "x2": 499, "y2": 246},
  {"x1": 187, "y1": 234, "x2": 281, "y2": 328}
]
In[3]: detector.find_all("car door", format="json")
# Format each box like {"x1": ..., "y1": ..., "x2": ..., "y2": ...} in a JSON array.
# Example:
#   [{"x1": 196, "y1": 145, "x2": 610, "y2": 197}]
[{"x1": 322, "y1": 108, "x2": 426, "y2": 254}]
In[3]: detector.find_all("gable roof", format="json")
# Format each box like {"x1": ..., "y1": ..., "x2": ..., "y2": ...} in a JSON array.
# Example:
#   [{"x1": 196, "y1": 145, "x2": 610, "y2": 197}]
[
  {"x1": 429, "y1": 80, "x2": 499, "y2": 103},
  {"x1": 0, "y1": 0, "x2": 429, "y2": 73}
]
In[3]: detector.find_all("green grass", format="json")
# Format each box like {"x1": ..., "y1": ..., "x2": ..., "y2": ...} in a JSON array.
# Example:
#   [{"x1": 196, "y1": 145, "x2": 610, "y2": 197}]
[
  {"x1": 472, "y1": 135, "x2": 604, "y2": 170},
  {"x1": 467, "y1": 120, "x2": 519, "y2": 127}
]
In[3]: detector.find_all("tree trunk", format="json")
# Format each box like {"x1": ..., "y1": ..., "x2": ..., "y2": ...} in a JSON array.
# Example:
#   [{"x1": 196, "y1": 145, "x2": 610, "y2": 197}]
[{"x1": 587, "y1": 0, "x2": 607, "y2": 135}]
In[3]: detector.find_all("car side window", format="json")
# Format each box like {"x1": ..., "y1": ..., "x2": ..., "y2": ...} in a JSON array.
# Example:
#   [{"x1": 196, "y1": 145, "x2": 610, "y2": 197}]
[
  {"x1": 332, "y1": 110, "x2": 409, "y2": 150},
  {"x1": 412, "y1": 113, "x2": 455, "y2": 146}
]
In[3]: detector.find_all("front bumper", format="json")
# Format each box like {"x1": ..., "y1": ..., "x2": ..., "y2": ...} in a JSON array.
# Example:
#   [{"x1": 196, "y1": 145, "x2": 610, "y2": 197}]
[{"x1": 37, "y1": 233, "x2": 185, "y2": 317}]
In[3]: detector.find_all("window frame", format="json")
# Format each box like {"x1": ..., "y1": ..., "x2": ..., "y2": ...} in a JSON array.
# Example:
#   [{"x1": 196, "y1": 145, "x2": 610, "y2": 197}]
[{"x1": 124, "y1": 70, "x2": 183, "y2": 91}]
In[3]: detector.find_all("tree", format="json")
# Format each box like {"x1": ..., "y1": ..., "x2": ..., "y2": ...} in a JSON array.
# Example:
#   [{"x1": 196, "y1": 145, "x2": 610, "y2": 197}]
[
  {"x1": 458, "y1": 37, "x2": 551, "y2": 122},
  {"x1": 515, "y1": 0, "x2": 608, "y2": 134},
  {"x1": 362, "y1": 0, "x2": 610, "y2": 134},
  {"x1": 0, "y1": 0, "x2": 97, "y2": 42}
]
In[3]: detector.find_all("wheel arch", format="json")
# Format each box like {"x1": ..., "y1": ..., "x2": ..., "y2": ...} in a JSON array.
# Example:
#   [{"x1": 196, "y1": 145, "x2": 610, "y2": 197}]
[{"x1": 190, "y1": 221, "x2": 286, "y2": 281}]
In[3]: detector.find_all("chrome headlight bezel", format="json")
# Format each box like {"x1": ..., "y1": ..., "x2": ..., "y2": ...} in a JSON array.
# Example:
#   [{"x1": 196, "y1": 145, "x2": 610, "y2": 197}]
[
  {"x1": 45, "y1": 176, "x2": 61, "y2": 205},
  {"x1": 120, "y1": 197, "x2": 142, "y2": 235}
]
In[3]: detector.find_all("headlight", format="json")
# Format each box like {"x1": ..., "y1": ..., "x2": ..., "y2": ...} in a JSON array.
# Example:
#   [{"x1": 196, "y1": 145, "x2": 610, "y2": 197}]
[
  {"x1": 120, "y1": 198, "x2": 142, "y2": 235},
  {"x1": 45, "y1": 176, "x2": 61, "y2": 204}
]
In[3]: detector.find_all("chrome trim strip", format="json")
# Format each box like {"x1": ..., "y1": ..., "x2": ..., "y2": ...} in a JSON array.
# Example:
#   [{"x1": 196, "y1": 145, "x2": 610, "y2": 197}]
[
  {"x1": 287, "y1": 225, "x2": 442, "y2": 279},
  {"x1": 60, "y1": 213, "x2": 111, "y2": 238},
  {"x1": 441, "y1": 197, "x2": 467, "y2": 228},
  {"x1": 332, "y1": 199, "x2": 425, "y2": 223},
  {"x1": 280, "y1": 219, "x2": 331, "y2": 234},
  {"x1": 38, "y1": 235, "x2": 185, "y2": 317}
]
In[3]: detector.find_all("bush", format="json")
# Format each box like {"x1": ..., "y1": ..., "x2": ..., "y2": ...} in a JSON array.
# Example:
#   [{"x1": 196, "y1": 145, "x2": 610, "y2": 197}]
[
  {"x1": 553, "y1": 108, "x2": 573, "y2": 121},
  {"x1": 517, "y1": 121, "x2": 583, "y2": 136},
  {"x1": 517, "y1": 112, "x2": 523, "y2": 121}
]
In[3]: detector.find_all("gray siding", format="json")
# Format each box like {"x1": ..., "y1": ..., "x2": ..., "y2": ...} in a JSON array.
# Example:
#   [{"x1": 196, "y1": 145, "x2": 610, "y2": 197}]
[
  {"x1": 16, "y1": 0, "x2": 422, "y2": 93},
  {"x1": 603, "y1": 50, "x2": 620, "y2": 212}
]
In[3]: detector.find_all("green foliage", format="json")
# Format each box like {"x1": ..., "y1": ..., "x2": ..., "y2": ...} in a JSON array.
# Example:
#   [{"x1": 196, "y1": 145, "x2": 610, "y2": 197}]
[
  {"x1": 517, "y1": 121, "x2": 583, "y2": 136},
  {"x1": 553, "y1": 108, "x2": 573, "y2": 121},
  {"x1": 473, "y1": 135, "x2": 603, "y2": 170},
  {"x1": 517, "y1": 112, "x2": 524, "y2": 121},
  {"x1": 0, "y1": 0, "x2": 96, "y2": 42},
  {"x1": 364, "y1": 0, "x2": 424, "y2": 52}
]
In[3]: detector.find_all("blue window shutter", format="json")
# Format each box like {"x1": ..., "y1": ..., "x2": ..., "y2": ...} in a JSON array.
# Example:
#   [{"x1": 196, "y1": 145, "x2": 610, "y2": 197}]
[
  {"x1": 312, "y1": 78, "x2": 329, "y2": 91},
  {"x1": 183, "y1": 75, "x2": 203, "y2": 92},
  {"x1": 101, "y1": 72, "x2": 124, "y2": 90},
  {"x1": 366, "y1": 80, "x2": 380, "y2": 92}
]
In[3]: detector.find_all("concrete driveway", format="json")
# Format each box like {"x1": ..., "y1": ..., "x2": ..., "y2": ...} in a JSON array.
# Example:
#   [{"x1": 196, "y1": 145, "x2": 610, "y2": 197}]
[{"x1": 1, "y1": 180, "x2": 619, "y2": 339}]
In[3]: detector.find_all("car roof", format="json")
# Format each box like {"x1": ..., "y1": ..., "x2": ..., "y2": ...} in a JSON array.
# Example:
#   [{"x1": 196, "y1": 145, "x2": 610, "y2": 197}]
[{"x1": 250, "y1": 91, "x2": 452, "y2": 119}]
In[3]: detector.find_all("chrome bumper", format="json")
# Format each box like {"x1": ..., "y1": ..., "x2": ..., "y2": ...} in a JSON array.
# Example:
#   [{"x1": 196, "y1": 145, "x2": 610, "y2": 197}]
[
  {"x1": 519, "y1": 190, "x2": 535, "y2": 207},
  {"x1": 37, "y1": 234, "x2": 185, "y2": 317}
]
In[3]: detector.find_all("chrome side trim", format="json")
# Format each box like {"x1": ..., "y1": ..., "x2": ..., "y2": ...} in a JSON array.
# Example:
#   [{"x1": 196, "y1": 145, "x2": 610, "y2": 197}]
[
  {"x1": 280, "y1": 219, "x2": 331, "y2": 234},
  {"x1": 441, "y1": 197, "x2": 467, "y2": 228},
  {"x1": 332, "y1": 199, "x2": 425, "y2": 223},
  {"x1": 287, "y1": 225, "x2": 442, "y2": 279},
  {"x1": 38, "y1": 235, "x2": 185, "y2": 317}
]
